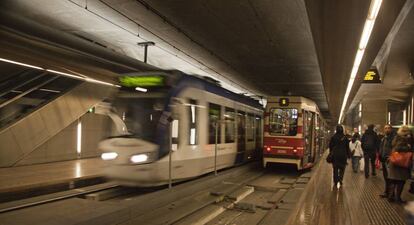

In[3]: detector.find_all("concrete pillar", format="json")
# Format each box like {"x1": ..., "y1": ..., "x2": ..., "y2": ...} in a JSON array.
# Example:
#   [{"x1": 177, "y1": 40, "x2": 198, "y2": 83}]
[{"x1": 361, "y1": 99, "x2": 387, "y2": 133}]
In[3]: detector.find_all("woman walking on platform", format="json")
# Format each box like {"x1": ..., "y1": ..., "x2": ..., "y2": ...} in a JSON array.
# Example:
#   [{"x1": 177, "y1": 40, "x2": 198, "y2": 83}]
[
  {"x1": 349, "y1": 133, "x2": 363, "y2": 173},
  {"x1": 329, "y1": 125, "x2": 352, "y2": 188},
  {"x1": 387, "y1": 126, "x2": 414, "y2": 204}
]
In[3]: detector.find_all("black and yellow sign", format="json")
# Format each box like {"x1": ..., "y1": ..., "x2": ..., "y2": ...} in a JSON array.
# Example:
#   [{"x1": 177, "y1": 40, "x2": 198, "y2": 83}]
[
  {"x1": 363, "y1": 69, "x2": 381, "y2": 83},
  {"x1": 279, "y1": 98, "x2": 289, "y2": 106}
]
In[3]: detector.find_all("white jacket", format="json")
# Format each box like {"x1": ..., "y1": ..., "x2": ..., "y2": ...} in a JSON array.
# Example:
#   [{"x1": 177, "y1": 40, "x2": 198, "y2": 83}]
[{"x1": 349, "y1": 140, "x2": 363, "y2": 157}]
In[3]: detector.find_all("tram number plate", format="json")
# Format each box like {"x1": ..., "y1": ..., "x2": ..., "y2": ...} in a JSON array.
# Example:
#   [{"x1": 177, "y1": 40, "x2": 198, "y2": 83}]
[{"x1": 278, "y1": 149, "x2": 287, "y2": 154}]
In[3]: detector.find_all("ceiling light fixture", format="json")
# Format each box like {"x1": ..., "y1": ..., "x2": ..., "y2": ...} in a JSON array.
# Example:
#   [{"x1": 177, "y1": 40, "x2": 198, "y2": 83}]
[
  {"x1": 0, "y1": 57, "x2": 44, "y2": 70},
  {"x1": 338, "y1": 0, "x2": 383, "y2": 124},
  {"x1": 135, "y1": 87, "x2": 148, "y2": 92},
  {"x1": 0, "y1": 57, "x2": 119, "y2": 87}
]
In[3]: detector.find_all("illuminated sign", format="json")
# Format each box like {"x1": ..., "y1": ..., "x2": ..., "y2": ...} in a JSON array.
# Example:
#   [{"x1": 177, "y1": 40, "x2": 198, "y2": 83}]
[
  {"x1": 119, "y1": 76, "x2": 165, "y2": 87},
  {"x1": 279, "y1": 98, "x2": 289, "y2": 106},
  {"x1": 363, "y1": 69, "x2": 381, "y2": 83}
]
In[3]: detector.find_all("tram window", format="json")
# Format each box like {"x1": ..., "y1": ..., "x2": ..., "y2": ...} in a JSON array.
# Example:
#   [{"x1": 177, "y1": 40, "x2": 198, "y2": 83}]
[
  {"x1": 246, "y1": 114, "x2": 254, "y2": 141},
  {"x1": 188, "y1": 99, "x2": 198, "y2": 145},
  {"x1": 269, "y1": 108, "x2": 298, "y2": 136},
  {"x1": 224, "y1": 107, "x2": 236, "y2": 143},
  {"x1": 208, "y1": 103, "x2": 222, "y2": 144}
]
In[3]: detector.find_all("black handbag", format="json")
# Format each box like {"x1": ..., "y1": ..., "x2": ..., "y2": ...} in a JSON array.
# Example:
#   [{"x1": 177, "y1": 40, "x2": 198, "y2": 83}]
[{"x1": 326, "y1": 152, "x2": 333, "y2": 163}]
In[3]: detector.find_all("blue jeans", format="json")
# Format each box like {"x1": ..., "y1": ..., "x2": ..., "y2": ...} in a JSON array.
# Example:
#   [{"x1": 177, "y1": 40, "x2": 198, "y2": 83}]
[{"x1": 352, "y1": 156, "x2": 362, "y2": 173}]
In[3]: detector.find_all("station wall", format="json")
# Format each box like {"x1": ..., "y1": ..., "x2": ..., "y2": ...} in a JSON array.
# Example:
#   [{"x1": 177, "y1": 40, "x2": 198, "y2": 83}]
[
  {"x1": 15, "y1": 113, "x2": 111, "y2": 166},
  {"x1": 361, "y1": 99, "x2": 387, "y2": 132},
  {"x1": 0, "y1": 82, "x2": 114, "y2": 167}
]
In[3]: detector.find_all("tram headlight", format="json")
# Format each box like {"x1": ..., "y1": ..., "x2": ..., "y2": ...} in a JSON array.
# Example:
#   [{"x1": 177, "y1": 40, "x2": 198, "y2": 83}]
[
  {"x1": 101, "y1": 152, "x2": 118, "y2": 160},
  {"x1": 130, "y1": 154, "x2": 149, "y2": 164}
]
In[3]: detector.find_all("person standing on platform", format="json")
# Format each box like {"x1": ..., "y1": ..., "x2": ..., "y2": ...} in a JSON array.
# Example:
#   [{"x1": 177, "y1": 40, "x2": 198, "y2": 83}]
[
  {"x1": 379, "y1": 124, "x2": 396, "y2": 198},
  {"x1": 349, "y1": 133, "x2": 363, "y2": 173},
  {"x1": 387, "y1": 126, "x2": 413, "y2": 204},
  {"x1": 361, "y1": 124, "x2": 380, "y2": 178},
  {"x1": 329, "y1": 125, "x2": 352, "y2": 188}
]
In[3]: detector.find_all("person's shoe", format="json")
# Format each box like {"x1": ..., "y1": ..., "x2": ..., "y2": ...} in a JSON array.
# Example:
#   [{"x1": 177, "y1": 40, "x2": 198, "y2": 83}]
[
  {"x1": 365, "y1": 174, "x2": 369, "y2": 178},
  {"x1": 372, "y1": 173, "x2": 377, "y2": 177},
  {"x1": 388, "y1": 198, "x2": 395, "y2": 202},
  {"x1": 379, "y1": 193, "x2": 388, "y2": 198}
]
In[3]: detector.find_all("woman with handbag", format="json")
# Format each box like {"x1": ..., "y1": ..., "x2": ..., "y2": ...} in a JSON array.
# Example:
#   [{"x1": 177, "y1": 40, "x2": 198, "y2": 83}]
[
  {"x1": 349, "y1": 133, "x2": 363, "y2": 173},
  {"x1": 387, "y1": 126, "x2": 414, "y2": 203},
  {"x1": 329, "y1": 125, "x2": 351, "y2": 188}
]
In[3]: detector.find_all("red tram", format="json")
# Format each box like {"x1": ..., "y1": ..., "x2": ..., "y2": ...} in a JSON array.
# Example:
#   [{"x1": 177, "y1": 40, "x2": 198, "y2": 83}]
[{"x1": 263, "y1": 96, "x2": 328, "y2": 170}]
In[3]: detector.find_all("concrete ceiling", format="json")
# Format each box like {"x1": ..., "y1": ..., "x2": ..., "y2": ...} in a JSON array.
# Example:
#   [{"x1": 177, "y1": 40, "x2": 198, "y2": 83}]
[
  {"x1": 350, "y1": 1, "x2": 414, "y2": 110},
  {"x1": 0, "y1": 0, "x2": 412, "y2": 123},
  {"x1": 108, "y1": 0, "x2": 328, "y2": 115}
]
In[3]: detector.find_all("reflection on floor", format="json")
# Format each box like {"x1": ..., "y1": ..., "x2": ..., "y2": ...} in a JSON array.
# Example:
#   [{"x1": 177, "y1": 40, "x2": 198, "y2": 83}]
[{"x1": 286, "y1": 156, "x2": 412, "y2": 225}]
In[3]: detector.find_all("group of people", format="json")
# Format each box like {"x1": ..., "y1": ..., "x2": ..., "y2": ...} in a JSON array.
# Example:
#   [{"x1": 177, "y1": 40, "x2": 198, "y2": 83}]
[{"x1": 329, "y1": 124, "x2": 414, "y2": 204}]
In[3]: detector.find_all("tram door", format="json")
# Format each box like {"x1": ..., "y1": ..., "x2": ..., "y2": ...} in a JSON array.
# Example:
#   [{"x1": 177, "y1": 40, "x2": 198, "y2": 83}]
[
  {"x1": 236, "y1": 111, "x2": 246, "y2": 163},
  {"x1": 255, "y1": 115, "x2": 262, "y2": 159},
  {"x1": 303, "y1": 110, "x2": 315, "y2": 166}
]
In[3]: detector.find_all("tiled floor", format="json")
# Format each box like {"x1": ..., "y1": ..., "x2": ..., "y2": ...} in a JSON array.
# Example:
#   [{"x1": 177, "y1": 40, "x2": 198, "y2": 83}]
[
  {"x1": 0, "y1": 158, "x2": 104, "y2": 193},
  {"x1": 286, "y1": 156, "x2": 413, "y2": 225}
]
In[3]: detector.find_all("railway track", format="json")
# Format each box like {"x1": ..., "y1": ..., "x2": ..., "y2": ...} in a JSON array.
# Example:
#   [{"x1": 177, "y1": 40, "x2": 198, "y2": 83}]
[
  {"x1": 0, "y1": 163, "x2": 314, "y2": 225},
  {"x1": 0, "y1": 182, "x2": 120, "y2": 213}
]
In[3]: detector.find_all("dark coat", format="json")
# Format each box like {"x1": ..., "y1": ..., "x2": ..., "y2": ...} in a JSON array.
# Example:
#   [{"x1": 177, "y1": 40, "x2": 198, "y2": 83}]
[
  {"x1": 379, "y1": 132, "x2": 396, "y2": 162},
  {"x1": 329, "y1": 133, "x2": 351, "y2": 167},
  {"x1": 387, "y1": 135, "x2": 413, "y2": 181},
  {"x1": 361, "y1": 129, "x2": 380, "y2": 153}
]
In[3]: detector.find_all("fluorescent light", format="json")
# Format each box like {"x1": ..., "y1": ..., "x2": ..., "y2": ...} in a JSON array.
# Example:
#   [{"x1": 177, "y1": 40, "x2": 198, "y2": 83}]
[
  {"x1": 338, "y1": 0, "x2": 383, "y2": 124},
  {"x1": 130, "y1": 154, "x2": 148, "y2": 163},
  {"x1": 46, "y1": 69, "x2": 83, "y2": 80},
  {"x1": 39, "y1": 88, "x2": 61, "y2": 93},
  {"x1": 368, "y1": 0, "x2": 383, "y2": 19},
  {"x1": 403, "y1": 110, "x2": 407, "y2": 125},
  {"x1": 101, "y1": 152, "x2": 118, "y2": 160},
  {"x1": 359, "y1": 19, "x2": 375, "y2": 50},
  {"x1": 135, "y1": 87, "x2": 148, "y2": 92},
  {"x1": 0, "y1": 57, "x2": 44, "y2": 70},
  {"x1": 48, "y1": 70, "x2": 118, "y2": 87},
  {"x1": 75, "y1": 162, "x2": 81, "y2": 177},
  {"x1": 411, "y1": 97, "x2": 414, "y2": 124},
  {"x1": 77, "y1": 120, "x2": 82, "y2": 156},
  {"x1": 0, "y1": 57, "x2": 119, "y2": 88},
  {"x1": 85, "y1": 77, "x2": 117, "y2": 87},
  {"x1": 191, "y1": 105, "x2": 196, "y2": 123},
  {"x1": 190, "y1": 128, "x2": 196, "y2": 145},
  {"x1": 388, "y1": 112, "x2": 391, "y2": 124}
]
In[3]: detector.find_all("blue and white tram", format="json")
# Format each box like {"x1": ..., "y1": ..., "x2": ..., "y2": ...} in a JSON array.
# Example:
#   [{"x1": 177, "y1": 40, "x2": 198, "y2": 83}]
[{"x1": 99, "y1": 70, "x2": 263, "y2": 186}]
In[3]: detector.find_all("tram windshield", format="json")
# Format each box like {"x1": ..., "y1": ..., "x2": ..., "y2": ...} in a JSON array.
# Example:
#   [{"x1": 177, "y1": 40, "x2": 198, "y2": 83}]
[
  {"x1": 269, "y1": 108, "x2": 298, "y2": 136},
  {"x1": 112, "y1": 92, "x2": 166, "y2": 142}
]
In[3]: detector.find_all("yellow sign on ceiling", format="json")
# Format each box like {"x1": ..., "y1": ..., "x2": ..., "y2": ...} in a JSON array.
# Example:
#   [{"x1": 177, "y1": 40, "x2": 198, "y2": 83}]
[
  {"x1": 363, "y1": 69, "x2": 381, "y2": 83},
  {"x1": 364, "y1": 71, "x2": 376, "y2": 81}
]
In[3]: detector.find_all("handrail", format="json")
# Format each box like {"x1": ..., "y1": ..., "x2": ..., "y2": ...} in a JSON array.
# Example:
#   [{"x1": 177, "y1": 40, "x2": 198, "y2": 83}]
[
  {"x1": 0, "y1": 71, "x2": 48, "y2": 99},
  {"x1": 0, "y1": 73, "x2": 57, "y2": 109}
]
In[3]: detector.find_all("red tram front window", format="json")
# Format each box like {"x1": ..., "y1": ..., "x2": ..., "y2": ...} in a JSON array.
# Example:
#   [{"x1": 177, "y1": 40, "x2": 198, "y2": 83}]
[{"x1": 269, "y1": 108, "x2": 298, "y2": 136}]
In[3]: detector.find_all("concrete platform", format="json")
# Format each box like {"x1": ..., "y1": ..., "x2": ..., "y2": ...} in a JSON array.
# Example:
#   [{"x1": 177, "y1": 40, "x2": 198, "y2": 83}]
[
  {"x1": 0, "y1": 158, "x2": 105, "y2": 202},
  {"x1": 284, "y1": 154, "x2": 413, "y2": 225}
]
